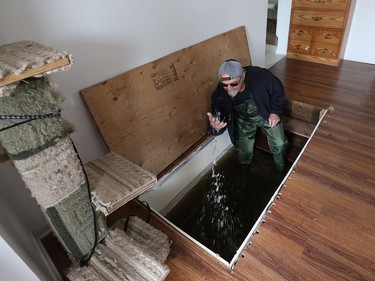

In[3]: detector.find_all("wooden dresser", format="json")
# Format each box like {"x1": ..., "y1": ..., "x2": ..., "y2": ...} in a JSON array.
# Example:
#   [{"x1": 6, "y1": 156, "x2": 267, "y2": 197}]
[{"x1": 287, "y1": 0, "x2": 356, "y2": 66}]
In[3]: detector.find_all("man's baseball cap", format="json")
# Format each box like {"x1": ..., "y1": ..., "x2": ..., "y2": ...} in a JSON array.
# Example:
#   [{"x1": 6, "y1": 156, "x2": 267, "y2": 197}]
[{"x1": 218, "y1": 60, "x2": 243, "y2": 80}]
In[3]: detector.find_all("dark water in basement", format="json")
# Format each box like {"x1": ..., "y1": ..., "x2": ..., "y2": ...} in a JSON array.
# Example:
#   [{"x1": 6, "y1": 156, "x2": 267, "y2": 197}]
[{"x1": 166, "y1": 148, "x2": 291, "y2": 262}]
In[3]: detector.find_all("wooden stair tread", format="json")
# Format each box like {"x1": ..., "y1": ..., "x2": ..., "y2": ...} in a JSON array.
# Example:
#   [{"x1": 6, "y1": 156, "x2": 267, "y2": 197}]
[
  {"x1": 282, "y1": 98, "x2": 326, "y2": 138},
  {"x1": 0, "y1": 57, "x2": 71, "y2": 87},
  {"x1": 85, "y1": 152, "x2": 157, "y2": 216},
  {"x1": 67, "y1": 225, "x2": 170, "y2": 281},
  {"x1": 282, "y1": 115, "x2": 316, "y2": 138},
  {"x1": 0, "y1": 40, "x2": 72, "y2": 88}
]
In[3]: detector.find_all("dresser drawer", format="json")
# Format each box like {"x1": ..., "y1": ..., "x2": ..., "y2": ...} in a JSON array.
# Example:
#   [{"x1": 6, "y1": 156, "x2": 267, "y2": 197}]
[
  {"x1": 289, "y1": 25, "x2": 314, "y2": 41},
  {"x1": 288, "y1": 40, "x2": 312, "y2": 54},
  {"x1": 314, "y1": 29, "x2": 342, "y2": 44},
  {"x1": 293, "y1": 0, "x2": 349, "y2": 11},
  {"x1": 312, "y1": 42, "x2": 339, "y2": 58},
  {"x1": 291, "y1": 10, "x2": 346, "y2": 28}
]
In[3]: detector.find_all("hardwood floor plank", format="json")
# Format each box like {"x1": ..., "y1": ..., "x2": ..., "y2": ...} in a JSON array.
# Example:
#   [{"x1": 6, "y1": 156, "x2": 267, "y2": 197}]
[
  {"x1": 352, "y1": 112, "x2": 375, "y2": 138},
  {"x1": 263, "y1": 190, "x2": 375, "y2": 279},
  {"x1": 359, "y1": 85, "x2": 375, "y2": 115},
  {"x1": 274, "y1": 182, "x2": 323, "y2": 220},
  {"x1": 245, "y1": 232, "x2": 333, "y2": 281},
  {"x1": 302, "y1": 240, "x2": 374, "y2": 281},
  {"x1": 338, "y1": 148, "x2": 375, "y2": 180},
  {"x1": 318, "y1": 206, "x2": 375, "y2": 246},
  {"x1": 284, "y1": 171, "x2": 375, "y2": 219},
  {"x1": 294, "y1": 156, "x2": 335, "y2": 186},
  {"x1": 263, "y1": 216, "x2": 309, "y2": 252},
  {"x1": 330, "y1": 176, "x2": 375, "y2": 211},
  {"x1": 302, "y1": 137, "x2": 343, "y2": 166},
  {"x1": 232, "y1": 253, "x2": 285, "y2": 281},
  {"x1": 303, "y1": 217, "x2": 375, "y2": 279},
  {"x1": 346, "y1": 132, "x2": 375, "y2": 156}
]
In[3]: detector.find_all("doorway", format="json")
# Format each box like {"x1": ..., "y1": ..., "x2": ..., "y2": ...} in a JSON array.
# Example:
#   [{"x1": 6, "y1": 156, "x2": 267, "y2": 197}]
[
  {"x1": 265, "y1": 0, "x2": 291, "y2": 68},
  {"x1": 267, "y1": 0, "x2": 278, "y2": 46}
]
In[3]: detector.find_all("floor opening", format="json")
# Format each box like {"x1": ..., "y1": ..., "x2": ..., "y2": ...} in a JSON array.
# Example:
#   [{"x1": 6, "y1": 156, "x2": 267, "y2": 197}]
[
  {"x1": 140, "y1": 100, "x2": 327, "y2": 268},
  {"x1": 165, "y1": 147, "x2": 292, "y2": 262}
]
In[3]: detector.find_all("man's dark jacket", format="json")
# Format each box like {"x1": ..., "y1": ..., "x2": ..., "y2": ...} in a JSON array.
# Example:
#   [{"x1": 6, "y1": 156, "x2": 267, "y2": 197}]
[{"x1": 208, "y1": 66, "x2": 285, "y2": 146}]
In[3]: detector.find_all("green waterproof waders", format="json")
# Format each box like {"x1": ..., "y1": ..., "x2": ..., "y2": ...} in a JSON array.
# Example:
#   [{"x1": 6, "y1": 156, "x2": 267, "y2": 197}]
[{"x1": 233, "y1": 99, "x2": 289, "y2": 172}]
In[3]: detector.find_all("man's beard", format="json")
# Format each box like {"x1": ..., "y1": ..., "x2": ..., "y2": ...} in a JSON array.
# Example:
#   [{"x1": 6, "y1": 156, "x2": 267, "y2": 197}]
[{"x1": 227, "y1": 89, "x2": 238, "y2": 98}]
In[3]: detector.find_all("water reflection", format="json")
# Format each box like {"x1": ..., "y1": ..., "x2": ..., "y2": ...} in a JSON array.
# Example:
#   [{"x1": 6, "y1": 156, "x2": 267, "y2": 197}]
[{"x1": 166, "y1": 148, "x2": 291, "y2": 261}]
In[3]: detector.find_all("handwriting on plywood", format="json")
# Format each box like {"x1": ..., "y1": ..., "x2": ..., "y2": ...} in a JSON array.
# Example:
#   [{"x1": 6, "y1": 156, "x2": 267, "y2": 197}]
[{"x1": 151, "y1": 64, "x2": 179, "y2": 90}]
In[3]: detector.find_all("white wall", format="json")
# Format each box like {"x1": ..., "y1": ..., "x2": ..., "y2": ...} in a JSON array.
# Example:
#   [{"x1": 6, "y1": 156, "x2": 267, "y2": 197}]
[
  {"x1": 0, "y1": 1, "x2": 267, "y2": 280},
  {"x1": 0, "y1": 235, "x2": 40, "y2": 281},
  {"x1": 275, "y1": 0, "x2": 292, "y2": 55},
  {"x1": 344, "y1": 0, "x2": 375, "y2": 64}
]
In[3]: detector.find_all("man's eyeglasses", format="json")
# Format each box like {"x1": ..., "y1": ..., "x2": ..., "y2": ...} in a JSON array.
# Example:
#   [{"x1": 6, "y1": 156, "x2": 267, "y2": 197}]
[{"x1": 220, "y1": 78, "x2": 241, "y2": 88}]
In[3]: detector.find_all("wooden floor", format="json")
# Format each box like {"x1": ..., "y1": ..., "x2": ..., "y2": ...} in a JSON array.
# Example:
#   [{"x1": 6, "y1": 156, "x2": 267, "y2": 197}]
[
  {"x1": 44, "y1": 58, "x2": 375, "y2": 280},
  {"x1": 231, "y1": 58, "x2": 375, "y2": 280}
]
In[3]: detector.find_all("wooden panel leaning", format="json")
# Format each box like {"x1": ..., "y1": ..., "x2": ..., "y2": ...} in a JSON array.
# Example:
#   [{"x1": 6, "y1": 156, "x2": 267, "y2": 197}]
[{"x1": 81, "y1": 26, "x2": 251, "y2": 176}]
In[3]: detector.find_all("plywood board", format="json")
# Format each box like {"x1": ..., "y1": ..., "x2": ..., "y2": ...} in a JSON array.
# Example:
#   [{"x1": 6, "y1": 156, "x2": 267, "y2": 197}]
[{"x1": 81, "y1": 26, "x2": 251, "y2": 175}]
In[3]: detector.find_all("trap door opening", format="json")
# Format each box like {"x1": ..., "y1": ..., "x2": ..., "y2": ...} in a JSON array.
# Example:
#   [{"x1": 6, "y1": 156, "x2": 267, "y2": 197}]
[{"x1": 147, "y1": 105, "x2": 328, "y2": 269}]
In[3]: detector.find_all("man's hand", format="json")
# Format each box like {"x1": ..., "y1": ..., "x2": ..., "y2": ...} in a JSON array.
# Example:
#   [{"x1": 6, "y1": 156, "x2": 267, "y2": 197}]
[
  {"x1": 207, "y1": 112, "x2": 227, "y2": 132},
  {"x1": 268, "y1": 113, "x2": 280, "y2": 127}
]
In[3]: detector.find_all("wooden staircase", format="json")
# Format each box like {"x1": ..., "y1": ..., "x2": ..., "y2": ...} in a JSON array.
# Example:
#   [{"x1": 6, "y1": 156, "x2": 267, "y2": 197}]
[{"x1": 0, "y1": 40, "x2": 171, "y2": 281}]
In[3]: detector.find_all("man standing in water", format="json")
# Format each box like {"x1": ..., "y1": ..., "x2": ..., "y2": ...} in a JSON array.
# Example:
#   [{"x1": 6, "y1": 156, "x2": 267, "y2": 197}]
[{"x1": 207, "y1": 59, "x2": 288, "y2": 172}]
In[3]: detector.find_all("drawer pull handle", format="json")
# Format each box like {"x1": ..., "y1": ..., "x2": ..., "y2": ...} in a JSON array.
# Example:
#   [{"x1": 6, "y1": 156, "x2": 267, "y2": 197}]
[
  {"x1": 325, "y1": 34, "x2": 332, "y2": 39},
  {"x1": 314, "y1": 0, "x2": 325, "y2": 3},
  {"x1": 296, "y1": 45, "x2": 309, "y2": 51},
  {"x1": 312, "y1": 16, "x2": 323, "y2": 21},
  {"x1": 316, "y1": 48, "x2": 329, "y2": 54},
  {"x1": 298, "y1": 31, "x2": 304, "y2": 36}
]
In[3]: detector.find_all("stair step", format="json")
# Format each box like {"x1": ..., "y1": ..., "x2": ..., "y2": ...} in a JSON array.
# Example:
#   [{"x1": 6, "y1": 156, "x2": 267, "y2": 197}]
[
  {"x1": 67, "y1": 223, "x2": 170, "y2": 281},
  {"x1": 113, "y1": 216, "x2": 171, "y2": 262},
  {"x1": 85, "y1": 152, "x2": 157, "y2": 215}
]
